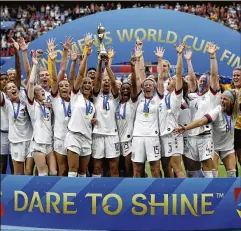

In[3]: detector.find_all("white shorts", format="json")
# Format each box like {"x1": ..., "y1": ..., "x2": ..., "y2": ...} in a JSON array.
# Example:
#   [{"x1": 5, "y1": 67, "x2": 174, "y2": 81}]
[
  {"x1": 10, "y1": 141, "x2": 31, "y2": 162},
  {"x1": 1, "y1": 132, "x2": 10, "y2": 155},
  {"x1": 161, "y1": 134, "x2": 183, "y2": 157},
  {"x1": 54, "y1": 137, "x2": 67, "y2": 155},
  {"x1": 132, "y1": 136, "x2": 161, "y2": 163},
  {"x1": 30, "y1": 140, "x2": 53, "y2": 155},
  {"x1": 185, "y1": 135, "x2": 214, "y2": 162},
  {"x1": 92, "y1": 134, "x2": 120, "y2": 159},
  {"x1": 65, "y1": 132, "x2": 91, "y2": 157},
  {"x1": 215, "y1": 149, "x2": 235, "y2": 160},
  {"x1": 120, "y1": 141, "x2": 132, "y2": 157}
]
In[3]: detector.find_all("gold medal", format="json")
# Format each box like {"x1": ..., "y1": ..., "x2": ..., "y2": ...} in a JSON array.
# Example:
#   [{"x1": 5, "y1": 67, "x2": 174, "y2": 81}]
[
  {"x1": 167, "y1": 109, "x2": 172, "y2": 113},
  {"x1": 144, "y1": 113, "x2": 149, "y2": 117},
  {"x1": 64, "y1": 117, "x2": 69, "y2": 121},
  {"x1": 122, "y1": 119, "x2": 127, "y2": 124},
  {"x1": 13, "y1": 118, "x2": 16, "y2": 123},
  {"x1": 44, "y1": 117, "x2": 48, "y2": 121},
  {"x1": 84, "y1": 114, "x2": 89, "y2": 119}
]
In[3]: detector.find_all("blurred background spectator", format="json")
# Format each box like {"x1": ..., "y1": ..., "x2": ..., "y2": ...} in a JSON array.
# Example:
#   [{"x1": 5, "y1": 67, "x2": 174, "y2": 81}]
[{"x1": 1, "y1": 2, "x2": 240, "y2": 57}]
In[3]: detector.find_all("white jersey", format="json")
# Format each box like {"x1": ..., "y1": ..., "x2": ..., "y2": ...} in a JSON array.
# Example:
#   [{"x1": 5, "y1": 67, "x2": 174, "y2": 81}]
[
  {"x1": 68, "y1": 90, "x2": 95, "y2": 140},
  {"x1": 93, "y1": 91, "x2": 118, "y2": 136},
  {"x1": 26, "y1": 98, "x2": 53, "y2": 144},
  {"x1": 19, "y1": 87, "x2": 27, "y2": 102},
  {"x1": 206, "y1": 105, "x2": 235, "y2": 151},
  {"x1": 1, "y1": 92, "x2": 9, "y2": 131},
  {"x1": 44, "y1": 88, "x2": 52, "y2": 102},
  {"x1": 1, "y1": 94, "x2": 33, "y2": 143},
  {"x1": 133, "y1": 93, "x2": 160, "y2": 137},
  {"x1": 159, "y1": 90, "x2": 183, "y2": 136},
  {"x1": 188, "y1": 89, "x2": 221, "y2": 136},
  {"x1": 178, "y1": 100, "x2": 191, "y2": 137},
  {"x1": 51, "y1": 93, "x2": 71, "y2": 140},
  {"x1": 116, "y1": 99, "x2": 137, "y2": 142}
]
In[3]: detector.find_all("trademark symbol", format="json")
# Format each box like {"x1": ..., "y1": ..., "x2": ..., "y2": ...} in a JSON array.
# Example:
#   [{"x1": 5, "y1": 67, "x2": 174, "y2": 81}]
[{"x1": 216, "y1": 193, "x2": 224, "y2": 198}]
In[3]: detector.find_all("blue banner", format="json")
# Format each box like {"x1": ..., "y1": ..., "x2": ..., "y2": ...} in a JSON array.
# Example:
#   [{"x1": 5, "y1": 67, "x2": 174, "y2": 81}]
[
  {"x1": 0, "y1": 21, "x2": 15, "y2": 30},
  {"x1": 1, "y1": 9, "x2": 240, "y2": 88},
  {"x1": 1, "y1": 175, "x2": 241, "y2": 230}
]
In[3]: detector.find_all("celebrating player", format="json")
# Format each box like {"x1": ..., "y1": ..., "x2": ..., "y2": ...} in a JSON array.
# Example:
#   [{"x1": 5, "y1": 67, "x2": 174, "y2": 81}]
[{"x1": 27, "y1": 51, "x2": 57, "y2": 176}]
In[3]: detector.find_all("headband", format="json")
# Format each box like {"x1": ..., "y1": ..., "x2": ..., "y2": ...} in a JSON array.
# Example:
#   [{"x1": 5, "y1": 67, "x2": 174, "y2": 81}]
[
  {"x1": 142, "y1": 77, "x2": 156, "y2": 85},
  {"x1": 121, "y1": 82, "x2": 131, "y2": 87},
  {"x1": 223, "y1": 90, "x2": 235, "y2": 102}
]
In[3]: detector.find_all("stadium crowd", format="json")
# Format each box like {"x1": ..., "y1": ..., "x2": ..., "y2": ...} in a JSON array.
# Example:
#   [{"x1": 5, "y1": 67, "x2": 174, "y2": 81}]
[
  {"x1": 0, "y1": 34, "x2": 240, "y2": 178},
  {"x1": 1, "y1": 2, "x2": 241, "y2": 57}
]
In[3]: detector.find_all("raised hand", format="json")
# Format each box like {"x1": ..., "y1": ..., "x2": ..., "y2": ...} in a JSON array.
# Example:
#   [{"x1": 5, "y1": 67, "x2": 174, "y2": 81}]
[
  {"x1": 154, "y1": 47, "x2": 165, "y2": 59},
  {"x1": 134, "y1": 47, "x2": 143, "y2": 59},
  {"x1": 135, "y1": 36, "x2": 143, "y2": 51},
  {"x1": 184, "y1": 49, "x2": 193, "y2": 60},
  {"x1": 206, "y1": 42, "x2": 219, "y2": 55},
  {"x1": 31, "y1": 50, "x2": 38, "y2": 65},
  {"x1": 107, "y1": 47, "x2": 115, "y2": 59},
  {"x1": 71, "y1": 47, "x2": 79, "y2": 61},
  {"x1": 84, "y1": 33, "x2": 94, "y2": 47},
  {"x1": 11, "y1": 38, "x2": 20, "y2": 51},
  {"x1": 46, "y1": 38, "x2": 57, "y2": 53},
  {"x1": 130, "y1": 56, "x2": 137, "y2": 67},
  {"x1": 87, "y1": 46, "x2": 93, "y2": 55},
  {"x1": 19, "y1": 37, "x2": 29, "y2": 51},
  {"x1": 46, "y1": 48, "x2": 57, "y2": 61},
  {"x1": 174, "y1": 41, "x2": 186, "y2": 54},
  {"x1": 60, "y1": 36, "x2": 73, "y2": 51}
]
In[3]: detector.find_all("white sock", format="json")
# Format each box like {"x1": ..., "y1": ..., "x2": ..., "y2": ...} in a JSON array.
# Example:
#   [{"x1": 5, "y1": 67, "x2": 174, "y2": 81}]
[
  {"x1": 38, "y1": 172, "x2": 48, "y2": 176},
  {"x1": 227, "y1": 170, "x2": 236, "y2": 178},
  {"x1": 212, "y1": 169, "x2": 218, "y2": 178},
  {"x1": 78, "y1": 174, "x2": 86, "y2": 177},
  {"x1": 92, "y1": 174, "x2": 101, "y2": 177},
  {"x1": 49, "y1": 171, "x2": 57, "y2": 176},
  {"x1": 68, "y1": 172, "x2": 77, "y2": 177},
  {"x1": 203, "y1": 171, "x2": 213, "y2": 178}
]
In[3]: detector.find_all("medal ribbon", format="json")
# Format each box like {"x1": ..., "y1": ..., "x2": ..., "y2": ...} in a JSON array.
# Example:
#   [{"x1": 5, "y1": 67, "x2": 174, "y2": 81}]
[
  {"x1": 11, "y1": 100, "x2": 20, "y2": 121},
  {"x1": 61, "y1": 98, "x2": 71, "y2": 117},
  {"x1": 165, "y1": 94, "x2": 171, "y2": 110},
  {"x1": 103, "y1": 93, "x2": 110, "y2": 110},
  {"x1": 85, "y1": 99, "x2": 91, "y2": 116},
  {"x1": 39, "y1": 103, "x2": 47, "y2": 119},
  {"x1": 143, "y1": 96, "x2": 153, "y2": 113},
  {"x1": 224, "y1": 112, "x2": 232, "y2": 132},
  {"x1": 117, "y1": 102, "x2": 127, "y2": 120}
]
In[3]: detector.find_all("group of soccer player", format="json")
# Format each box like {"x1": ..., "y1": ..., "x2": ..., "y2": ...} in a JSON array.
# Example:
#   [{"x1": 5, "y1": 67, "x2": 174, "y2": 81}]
[{"x1": 0, "y1": 34, "x2": 240, "y2": 178}]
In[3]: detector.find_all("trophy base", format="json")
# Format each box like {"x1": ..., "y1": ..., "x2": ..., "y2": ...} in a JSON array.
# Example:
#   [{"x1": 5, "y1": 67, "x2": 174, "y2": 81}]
[{"x1": 98, "y1": 51, "x2": 108, "y2": 60}]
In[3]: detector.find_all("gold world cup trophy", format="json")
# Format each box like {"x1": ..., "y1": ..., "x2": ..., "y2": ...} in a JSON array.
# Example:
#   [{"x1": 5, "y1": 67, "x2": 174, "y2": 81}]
[{"x1": 97, "y1": 23, "x2": 107, "y2": 59}]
